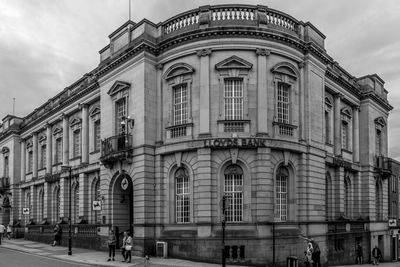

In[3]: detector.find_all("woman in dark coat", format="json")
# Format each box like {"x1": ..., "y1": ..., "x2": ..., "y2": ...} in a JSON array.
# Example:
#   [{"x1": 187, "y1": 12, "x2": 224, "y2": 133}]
[{"x1": 52, "y1": 224, "x2": 62, "y2": 246}]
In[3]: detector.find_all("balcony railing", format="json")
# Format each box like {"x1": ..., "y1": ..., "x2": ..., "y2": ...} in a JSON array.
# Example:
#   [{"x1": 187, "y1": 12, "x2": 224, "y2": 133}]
[
  {"x1": 375, "y1": 155, "x2": 391, "y2": 176},
  {"x1": 100, "y1": 134, "x2": 133, "y2": 166}
]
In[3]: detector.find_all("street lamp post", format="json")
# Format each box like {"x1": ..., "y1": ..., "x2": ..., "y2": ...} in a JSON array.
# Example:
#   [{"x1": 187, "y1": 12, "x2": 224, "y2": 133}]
[{"x1": 62, "y1": 165, "x2": 72, "y2": 256}]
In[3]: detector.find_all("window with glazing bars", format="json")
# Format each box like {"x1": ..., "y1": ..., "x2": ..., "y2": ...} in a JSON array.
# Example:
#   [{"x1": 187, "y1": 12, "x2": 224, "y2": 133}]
[
  {"x1": 275, "y1": 167, "x2": 288, "y2": 221},
  {"x1": 55, "y1": 138, "x2": 62, "y2": 163},
  {"x1": 73, "y1": 130, "x2": 81, "y2": 157},
  {"x1": 342, "y1": 122, "x2": 348, "y2": 149},
  {"x1": 115, "y1": 98, "x2": 127, "y2": 134},
  {"x1": 28, "y1": 151, "x2": 33, "y2": 172},
  {"x1": 93, "y1": 180, "x2": 101, "y2": 223},
  {"x1": 224, "y1": 165, "x2": 243, "y2": 222},
  {"x1": 73, "y1": 184, "x2": 79, "y2": 223},
  {"x1": 173, "y1": 84, "x2": 188, "y2": 126},
  {"x1": 175, "y1": 168, "x2": 190, "y2": 223},
  {"x1": 40, "y1": 145, "x2": 46, "y2": 169},
  {"x1": 224, "y1": 79, "x2": 243, "y2": 120},
  {"x1": 94, "y1": 120, "x2": 101, "y2": 151},
  {"x1": 277, "y1": 83, "x2": 290, "y2": 124}
]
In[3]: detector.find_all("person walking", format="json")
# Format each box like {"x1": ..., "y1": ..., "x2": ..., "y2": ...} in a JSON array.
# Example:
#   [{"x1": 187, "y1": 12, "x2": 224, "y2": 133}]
[
  {"x1": 304, "y1": 242, "x2": 313, "y2": 267},
  {"x1": 300, "y1": 235, "x2": 320, "y2": 267},
  {"x1": 372, "y1": 245, "x2": 382, "y2": 265},
  {"x1": 356, "y1": 242, "x2": 363, "y2": 264},
  {"x1": 6, "y1": 224, "x2": 12, "y2": 240},
  {"x1": 0, "y1": 224, "x2": 5, "y2": 245},
  {"x1": 52, "y1": 224, "x2": 62, "y2": 246},
  {"x1": 107, "y1": 229, "x2": 116, "y2": 261},
  {"x1": 124, "y1": 232, "x2": 133, "y2": 263}
]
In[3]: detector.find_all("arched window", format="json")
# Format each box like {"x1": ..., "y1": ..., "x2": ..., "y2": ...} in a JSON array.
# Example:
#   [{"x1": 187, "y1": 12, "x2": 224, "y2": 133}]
[
  {"x1": 326, "y1": 172, "x2": 333, "y2": 220},
  {"x1": 92, "y1": 179, "x2": 101, "y2": 223},
  {"x1": 344, "y1": 176, "x2": 351, "y2": 218},
  {"x1": 72, "y1": 183, "x2": 79, "y2": 223},
  {"x1": 53, "y1": 186, "x2": 60, "y2": 223},
  {"x1": 224, "y1": 165, "x2": 243, "y2": 222},
  {"x1": 275, "y1": 166, "x2": 288, "y2": 221},
  {"x1": 341, "y1": 108, "x2": 352, "y2": 151},
  {"x1": 175, "y1": 168, "x2": 190, "y2": 223},
  {"x1": 38, "y1": 189, "x2": 44, "y2": 221},
  {"x1": 376, "y1": 179, "x2": 382, "y2": 220}
]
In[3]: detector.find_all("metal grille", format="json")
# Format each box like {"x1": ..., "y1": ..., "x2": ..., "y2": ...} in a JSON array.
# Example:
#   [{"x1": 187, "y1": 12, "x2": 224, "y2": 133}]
[
  {"x1": 170, "y1": 125, "x2": 187, "y2": 138},
  {"x1": 224, "y1": 121, "x2": 244, "y2": 132},
  {"x1": 73, "y1": 130, "x2": 81, "y2": 157},
  {"x1": 224, "y1": 79, "x2": 243, "y2": 120},
  {"x1": 278, "y1": 125, "x2": 293, "y2": 136},
  {"x1": 94, "y1": 120, "x2": 101, "y2": 151},
  {"x1": 173, "y1": 84, "x2": 188, "y2": 125},
  {"x1": 275, "y1": 172, "x2": 287, "y2": 221},
  {"x1": 175, "y1": 168, "x2": 190, "y2": 223},
  {"x1": 277, "y1": 83, "x2": 290, "y2": 124},
  {"x1": 224, "y1": 166, "x2": 243, "y2": 222},
  {"x1": 116, "y1": 98, "x2": 127, "y2": 134}
]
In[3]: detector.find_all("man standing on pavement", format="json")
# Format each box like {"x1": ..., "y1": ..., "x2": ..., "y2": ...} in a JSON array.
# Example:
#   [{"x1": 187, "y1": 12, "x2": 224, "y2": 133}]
[{"x1": 0, "y1": 223, "x2": 5, "y2": 245}]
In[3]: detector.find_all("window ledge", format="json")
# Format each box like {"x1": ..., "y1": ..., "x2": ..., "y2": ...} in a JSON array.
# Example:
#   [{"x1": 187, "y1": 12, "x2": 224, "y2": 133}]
[
  {"x1": 90, "y1": 150, "x2": 100, "y2": 155},
  {"x1": 69, "y1": 156, "x2": 82, "y2": 161},
  {"x1": 52, "y1": 163, "x2": 62, "y2": 167}
]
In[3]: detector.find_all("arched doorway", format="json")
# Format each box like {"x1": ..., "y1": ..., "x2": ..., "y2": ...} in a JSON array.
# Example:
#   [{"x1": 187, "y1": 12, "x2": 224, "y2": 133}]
[{"x1": 112, "y1": 171, "x2": 133, "y2": 247}]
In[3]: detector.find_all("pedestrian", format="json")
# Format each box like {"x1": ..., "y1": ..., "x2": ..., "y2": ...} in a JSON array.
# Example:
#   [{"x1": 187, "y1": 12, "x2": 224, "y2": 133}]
[
  {"x1": 0, "y1": 224, "x2": 5, "y2": 245},
  {"x1": 303, "y1": 242, "x2": 313, "y2": 267},
  {"x1": 107, "y1": 229, "x2": 116, "y2": 261},
  {"x1": 372, "y1": 245, "x2": 382, "y2": 265},
  {"x1": 356, "y1": 242, "x2": 363, "y2": 264},
  {"x1": 52, "y1": 224, "x2": 62, "y2": 246},
  {"x1": 299, "y1": 235, "x2": 320, "y2": 267},
  {"x1": 6, "y1": 224, "x2": 12, "y2": 240},
  {"x1": 121, "y1": 231, "x2": 133, "y2": 263}
]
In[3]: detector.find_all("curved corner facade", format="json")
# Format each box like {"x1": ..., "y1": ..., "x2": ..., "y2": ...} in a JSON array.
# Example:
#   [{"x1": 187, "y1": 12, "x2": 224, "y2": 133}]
[{"x1": 0, "y1": 5, "x2": 397, "y2": 266}]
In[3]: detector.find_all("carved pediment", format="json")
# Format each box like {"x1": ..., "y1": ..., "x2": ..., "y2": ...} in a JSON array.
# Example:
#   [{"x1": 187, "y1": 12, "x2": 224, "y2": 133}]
[
  {"x1": 1, "y1": 146, "x2": 10, "y2": 154},
  {"x1": 38, "y1": 134, "x2": 47, "y2": 143},
  {"x1": 163, "y1": 63, "x2": 194, "y2": 80},
  {"x1": 271, "y1": 62, "x2": 299, "y2": 79},
  {"x1": 69, "y1": 117, "x2": 82, "y2": 126},
  {"x1": 215, "y1": 56, "x2": 253, "y2": 70},
  {"x1": 341, "y1": 107, "x2": 352, "y2": 117},
  {"x1": 107, "y1": 81, "x2": 131, "y2": 96},
  {"x1": 375, "y1": 117, "x2": 386, "y2": 127},
  {"x1": 89, "y1": 104, "x2": 100, "y2": 117},
  {"x1": 53, "y1": 127, "x2": 62, "y2": 135}
]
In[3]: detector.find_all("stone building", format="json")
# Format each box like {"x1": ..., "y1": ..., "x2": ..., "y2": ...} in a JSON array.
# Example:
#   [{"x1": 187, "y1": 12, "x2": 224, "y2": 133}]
[{"x1": 0, "y1": 4, "x2": 395, "y2": 266}]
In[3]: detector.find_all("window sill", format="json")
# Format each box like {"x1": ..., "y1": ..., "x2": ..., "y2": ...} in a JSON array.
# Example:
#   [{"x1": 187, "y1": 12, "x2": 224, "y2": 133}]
[
  {"x1": 341, "y1": 149, "x2": 353, "y2": 154},
  {"x1": 52, "y1": 163, "x2": 62, "y2": 167},
  {"x1": 38, "y1": 168, "x2": 46, "y2": 172},
  {"x1": 26, "y1": 172, "x2": 33, "y2": 175},
  {"x1": 69, "y1": 156, "x2": 82, "y2": 161},
  {"x1": 90, "y1": 150, "x2": 100, "y2": 155}
]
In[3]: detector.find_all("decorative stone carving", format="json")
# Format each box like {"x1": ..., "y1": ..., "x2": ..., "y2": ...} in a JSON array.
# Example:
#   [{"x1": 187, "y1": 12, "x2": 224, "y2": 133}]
[
  {"x1": 196, "y1": 48, "x2": 212, "y2": 57},
  {"x1": 255, "y1": 48, "x2": 270, "y2": 56}
]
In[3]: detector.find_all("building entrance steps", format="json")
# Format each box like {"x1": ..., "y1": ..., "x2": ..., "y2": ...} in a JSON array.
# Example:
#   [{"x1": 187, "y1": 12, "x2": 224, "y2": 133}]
[{"x1": 0, "y1": 238, "x2": 250, "y2": 267}]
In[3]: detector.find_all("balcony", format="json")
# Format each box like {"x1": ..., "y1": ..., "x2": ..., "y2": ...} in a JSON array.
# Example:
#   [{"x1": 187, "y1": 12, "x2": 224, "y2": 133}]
[
  {"x1": 0, "y1": 177, "x2": 10, "y2": 193},
  {"x1": 375, "y1": 155, "x2": 391, "y2": 177},
  {"x1": 100, "y1": 134, "x2": 133, "y2": 167}
]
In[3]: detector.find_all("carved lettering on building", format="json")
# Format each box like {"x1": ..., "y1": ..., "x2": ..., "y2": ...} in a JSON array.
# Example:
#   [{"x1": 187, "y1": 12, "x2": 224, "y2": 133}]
[{"x1": 203, "y1": 138, "x2": 266, "y2": 148}]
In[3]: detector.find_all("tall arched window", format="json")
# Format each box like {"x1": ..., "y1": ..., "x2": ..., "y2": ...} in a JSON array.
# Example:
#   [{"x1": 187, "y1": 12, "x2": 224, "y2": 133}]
[
  {"x1": 375, "y1": 179, "x2": 383, "y2": 221},
  {"x1": 326, "y1": 172, "x2": 333, "y2": 220},
  {"x1": 224, "y1": 165, "x2": 243, "y2": 222},
  {"x1": 92, "y1": 179, "x2": 101, "y2": 223},
  {"x1": 344, "y1": 176, "x2": 351, "y2": 218},
  {"x1": 175, "y1": 168, "x2": 190, "y2": 223},
  {"x1": 38, "y1": 189, "x2": 44, "y2": 222},
  {"x1": 72, "y1": 183, "x2": 79, "y2": 223},
  {"x1": 275, "y1": 166, "x2": 289, "y2": 221},
  {"x1": 53, "y1": 186, "x2": 60, "y2": 223}
]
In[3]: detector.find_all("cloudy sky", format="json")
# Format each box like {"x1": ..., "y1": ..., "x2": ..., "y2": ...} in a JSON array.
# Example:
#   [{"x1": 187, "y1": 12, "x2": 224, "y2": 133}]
[{"x1": 1, "y1": 0, "x2": 399, "y2": 158}]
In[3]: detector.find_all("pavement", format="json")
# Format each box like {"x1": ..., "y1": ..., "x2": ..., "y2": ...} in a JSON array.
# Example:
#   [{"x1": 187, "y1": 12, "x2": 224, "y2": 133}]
[{"x1": 0, "y1": 238, "x2": 250, "y2": 267}]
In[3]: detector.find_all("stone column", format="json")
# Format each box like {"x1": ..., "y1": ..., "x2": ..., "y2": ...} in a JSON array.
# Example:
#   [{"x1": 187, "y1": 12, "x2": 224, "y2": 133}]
[
  {"x1": 198, "y1": 49, "x2": 211, "y2": 136},
  {"x1": 78, "y1": 173, "x2": 88, "y2": 220},
  {"x1": 353, "y1": 106, "x2": 360, "y2": 162},
  {"x1": 46, "y1": 124, "x2": 52, "y2": 173},
  {"x1": 59, "y1": 177, "x2": 67, "y2": 220},
  {"x1": 81, "y1": 104, "x2": 89, "y2": 163},
  {"x1": 196, "y1": 148, "x2": 212, "y2": 237},
  {"x1": 20, "y1": 139, "x2": 26, "y2": 182},
  {"x1": 32, "y1": 132, "x2": 38, "y2": 178},
  {"x1": 256, "y1": 48, "x2": 269, "y2": 136},
  {"x1": 62, "y1": 114, "x2": 69, "y2": 166},
  {"x1": 156, "y1": 64, "x2": 163, "y2": 143},
  {"x1": 43, "y1": 182, "x2": 50, "y2": 220},
  {"x1": 334, "y1": 93, "x2": 342, "y2": 156}
]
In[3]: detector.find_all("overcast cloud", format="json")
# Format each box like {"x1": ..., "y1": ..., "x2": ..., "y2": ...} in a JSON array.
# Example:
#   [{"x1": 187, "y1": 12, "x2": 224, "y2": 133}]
[{"x1": 1, "y1": 0, "x2": 399, "y2": 159}]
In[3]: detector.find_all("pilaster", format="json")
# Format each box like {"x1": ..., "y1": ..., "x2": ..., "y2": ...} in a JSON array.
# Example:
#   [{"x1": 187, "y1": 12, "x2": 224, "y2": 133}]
[
  {"x1": 32, "y1": 132, "x2": 38, "y2": 178},
  {"x1": 62, "y1": 114, "x2": 69, "y2": 166},
  {"x1": 20, "y1": 139, "x2": 26, "y2": 182},
  {"x1": 81, "y1": 104, "x2": 89, "y2": 163},
  {"x1": 256, "y1": 48, "x2": 269, "y2": 136},
  {"x1": 353, "y1": 106, "x2": 360, "y2": 162},
  {"x1": 46, "y1": 124, "x2": 52, "y2": 172},
  {"x1": 78, "y1": 172, "x2": 89, "y2": 220},
  {"x1": 334, "y1": 93, "x2": 342, "y2": 156},
  {"x1": 198, "y1": 49, "x2": 212, "y2": 136}
]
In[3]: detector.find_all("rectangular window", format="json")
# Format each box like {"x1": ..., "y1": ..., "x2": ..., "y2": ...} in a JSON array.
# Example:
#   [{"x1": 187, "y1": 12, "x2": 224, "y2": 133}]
[
  {"x1": 55, "y1": 138, "x2": 62, "y2": 163},
  {"x1": 376, "y1": 129, "x2": 382, "y2": 155},
  {"x1": 277, "y1": 83, "x2": 290, "y2": 124},
  {"x1": 224, "y1": 79, "x2": 243, "y2": 120},
  {"x1": 275, "y1": 175, "x2": 287, "y2": 221},
  {"x1": 4, "y1": 156, "x2": 9, "y2": 177},
  {"x1": 73, "y1": 131, "x2": 81, "y2": 157},
  {"x1": 176, "y1": 176, "x2": 190, "y2": 223},
  {"x1": 115, "y1": 98, "x2": 127, "y2": 135},
  {"x1": 342, "y1": 122, "x2": 348, "y2": 150},
  {"x1": 40, "y1": 145, "x2": 46, "y2": 169},
  {"x1": 173, "y1": 84, "x2": 188, "y2": 126},
  {"x1": 28, "y1": 151, "x2": 33, "y2": 172},
  {"x1": 325, "y1": 110, "x2": 331, "y2": 144},
  {"x1": 392, "y1": 176, "x2": 397, "y2": 193},
  {"x1": 94, "y1": 120, "x2": 101, "y2": 151},
  {"x1": 224, "y1": 173, "x2": 243, "y2": 222}
]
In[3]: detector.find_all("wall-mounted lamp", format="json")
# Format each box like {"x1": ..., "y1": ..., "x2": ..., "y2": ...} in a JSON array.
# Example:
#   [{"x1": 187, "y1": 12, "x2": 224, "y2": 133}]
[{"x1": 121, "y1": 116, "x2": 135, "y2": 129}]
